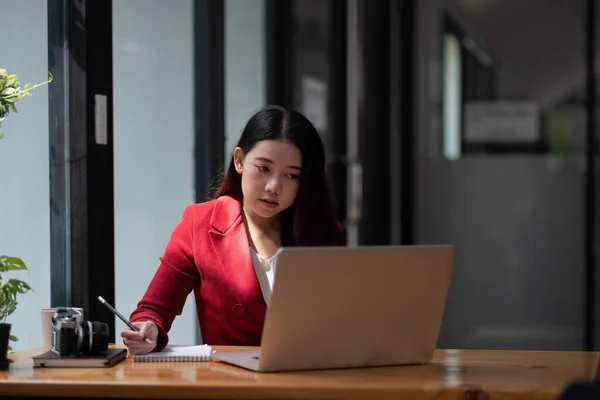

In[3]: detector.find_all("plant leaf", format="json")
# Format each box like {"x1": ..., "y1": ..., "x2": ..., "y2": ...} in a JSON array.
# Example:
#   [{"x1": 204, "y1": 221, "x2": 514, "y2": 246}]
[
  {"x1": 7, "y1": 279, "x2": 32, "y2": 294},
  {"x1": 0, "y1": 256, "x2": 28, "y2": 271},
  {"x1": 0, "y1": 254, "x2": 33, "y2": 321}
]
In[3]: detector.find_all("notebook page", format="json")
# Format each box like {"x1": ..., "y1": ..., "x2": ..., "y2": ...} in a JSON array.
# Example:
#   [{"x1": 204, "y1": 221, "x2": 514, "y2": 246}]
[
  {"x1": 132, "y1": 344, "x2": 213, "y2": 362},
  {"x1": 157, "y1": 345, "x2": 212, "y2": 356}
]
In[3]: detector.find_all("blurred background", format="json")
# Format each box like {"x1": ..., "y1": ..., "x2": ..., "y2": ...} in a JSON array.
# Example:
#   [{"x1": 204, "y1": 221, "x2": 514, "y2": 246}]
[{"x1": 0, "y1": 0, "x2": 599, "y2": 353}]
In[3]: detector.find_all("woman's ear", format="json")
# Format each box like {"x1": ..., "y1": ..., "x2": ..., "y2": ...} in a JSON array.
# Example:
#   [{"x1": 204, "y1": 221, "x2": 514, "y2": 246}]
[{"x1": 233, "y1": 147, "x2": 244, "y2": 174}]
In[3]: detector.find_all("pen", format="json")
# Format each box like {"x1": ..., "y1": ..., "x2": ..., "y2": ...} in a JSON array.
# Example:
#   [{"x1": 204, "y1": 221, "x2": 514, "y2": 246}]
[{"x1": 97, "y1": 296, "x2": 152, "y2": 344}]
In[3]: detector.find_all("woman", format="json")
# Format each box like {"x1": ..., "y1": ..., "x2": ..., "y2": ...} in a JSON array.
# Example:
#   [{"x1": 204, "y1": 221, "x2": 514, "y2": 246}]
[{"x1": 121, "y1": 105, "x2": 341, "y2": 355}]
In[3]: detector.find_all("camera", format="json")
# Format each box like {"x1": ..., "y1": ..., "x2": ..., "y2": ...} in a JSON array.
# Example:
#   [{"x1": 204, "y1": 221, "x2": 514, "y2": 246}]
[{"x1": 51, "y1": 307, "x2": 110, "y2": 356}]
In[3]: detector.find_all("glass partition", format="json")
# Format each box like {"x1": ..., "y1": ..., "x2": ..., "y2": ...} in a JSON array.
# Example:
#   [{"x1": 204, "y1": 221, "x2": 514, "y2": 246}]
[
  {"x1": 417, "y1": 0, "x2": 588, "y2": 350},
  {"x1": 0, "y1": 0, "x2": 51, "y2": 351},
  {"x1": 113, "y1": 0, "x2": 197, "y2": 345}
]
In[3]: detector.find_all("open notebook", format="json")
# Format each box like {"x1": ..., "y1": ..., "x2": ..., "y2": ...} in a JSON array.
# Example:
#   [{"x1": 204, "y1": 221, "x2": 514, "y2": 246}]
[{"x1": 132, "y1": 345, "x2": 213, "y2": 362}]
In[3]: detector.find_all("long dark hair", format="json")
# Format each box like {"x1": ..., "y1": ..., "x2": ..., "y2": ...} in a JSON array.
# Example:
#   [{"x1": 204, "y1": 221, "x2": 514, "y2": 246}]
[{"x1": 213, "y1": 105, "x2": 341, "y2": 247}]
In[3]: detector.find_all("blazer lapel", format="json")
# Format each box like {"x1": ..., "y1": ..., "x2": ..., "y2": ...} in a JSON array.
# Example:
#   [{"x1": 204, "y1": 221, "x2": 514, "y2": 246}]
[{"x1": 208, "y1": 194, "x2": 266, "y2": 326}]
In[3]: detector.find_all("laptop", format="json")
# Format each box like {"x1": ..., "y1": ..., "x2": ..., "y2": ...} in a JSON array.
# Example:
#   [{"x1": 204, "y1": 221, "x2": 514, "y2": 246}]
[{"x1": 212, "y1": 245, "x2": 455, "y2": 372}]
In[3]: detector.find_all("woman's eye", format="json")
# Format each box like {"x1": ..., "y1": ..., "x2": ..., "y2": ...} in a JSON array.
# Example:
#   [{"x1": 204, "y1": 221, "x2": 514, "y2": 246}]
[
  {"x1": 256, "y1": 165, "x2": 269, "y2": 173},
  {"x1": 287, "y1": 174, "x2": 299, "y2": 180}
]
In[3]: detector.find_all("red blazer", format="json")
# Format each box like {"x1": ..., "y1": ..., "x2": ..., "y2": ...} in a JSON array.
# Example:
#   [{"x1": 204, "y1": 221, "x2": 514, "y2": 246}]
[{"x1": 129, "y1": 194, "x2": 267, "y2": 350}]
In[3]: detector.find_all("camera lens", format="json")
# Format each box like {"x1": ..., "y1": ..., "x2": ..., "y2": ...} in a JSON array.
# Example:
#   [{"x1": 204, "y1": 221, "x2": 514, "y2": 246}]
[{"x1": 79, "y1": 321, "x2": 110, "y2": 354}]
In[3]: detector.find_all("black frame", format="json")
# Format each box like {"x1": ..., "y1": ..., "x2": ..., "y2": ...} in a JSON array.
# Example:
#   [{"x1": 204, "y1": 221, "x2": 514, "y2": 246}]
[
  {"x1": 194, "y1": 0, "x2": 225, "y2": 202},
  {"x1": 265, "y1": 0, "x2": 292, "y2": 107},
  {"x1": 265, "y1": 0, "x2": 349, "y2": 235},
  {"x1": 356, "y1": 0, "x2": 392, "y2": 245},
  {"x1": 47, "y1": 0, "x2": 226, "y2": 345},
  {"x1": 48, "y1": 0, "x2": 116, "y2": 339},
  {"x1": 390, "y1": 0, "x2": 416, "y2": 245},
  {"x1": 584, "y1": 0, "x2": 597, "y2": 351},
  {"x1": 266, "y1": 0, "x2": 414, "y2": 246},
  {"x1": 47, "y1": 0, "x2": 70, "y2": 310},
  {"x1": 326, "y1": 0, "x2": 349, "y2": 230},
  {"x1": 193, "y1": 0, "x2": 225, "y2": 344}
]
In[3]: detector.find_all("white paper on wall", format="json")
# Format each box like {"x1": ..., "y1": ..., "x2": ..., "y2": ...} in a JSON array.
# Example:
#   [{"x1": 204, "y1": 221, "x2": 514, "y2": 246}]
[{"x1": 301, "y1": 76, "x2": 328, "y2": 132}]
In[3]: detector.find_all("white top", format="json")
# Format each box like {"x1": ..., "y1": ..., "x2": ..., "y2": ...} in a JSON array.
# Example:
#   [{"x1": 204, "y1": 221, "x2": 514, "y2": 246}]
[{"x1": 250, "y1": 247, "x2": 282, "y2": 305}]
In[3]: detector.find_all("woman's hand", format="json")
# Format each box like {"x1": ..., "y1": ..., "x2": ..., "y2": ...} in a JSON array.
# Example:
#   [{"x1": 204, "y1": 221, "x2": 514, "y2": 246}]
[{"x1": 120, "y1": 321, "x2": 158, "y2": 355}]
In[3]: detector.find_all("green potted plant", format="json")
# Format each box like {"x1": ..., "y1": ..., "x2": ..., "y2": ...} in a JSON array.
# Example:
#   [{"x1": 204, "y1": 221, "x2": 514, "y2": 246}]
[
  {"x1": 0, "y1": 68, "x2": 52, "y2": 369},
  {"x1": 0, "y1": 257, "x2": 32, "y2": 368}
]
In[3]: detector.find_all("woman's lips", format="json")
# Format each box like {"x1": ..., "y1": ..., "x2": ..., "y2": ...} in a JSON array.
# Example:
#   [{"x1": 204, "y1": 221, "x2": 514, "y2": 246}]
[{"x1": 260, "y1": 199, "x2": 278, "y2": 208}]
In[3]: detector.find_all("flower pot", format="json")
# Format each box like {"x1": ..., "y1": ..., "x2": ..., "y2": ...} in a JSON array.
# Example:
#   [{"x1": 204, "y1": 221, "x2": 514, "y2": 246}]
[{"x1": 0, "y1": 323, "x2": 11, "y2": 370}]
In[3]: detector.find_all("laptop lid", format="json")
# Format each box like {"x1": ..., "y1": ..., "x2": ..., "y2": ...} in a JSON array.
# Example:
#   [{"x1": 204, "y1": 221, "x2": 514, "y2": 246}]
[{"x1": 257, "y1": 245, "x2": 455, "y2": 372}]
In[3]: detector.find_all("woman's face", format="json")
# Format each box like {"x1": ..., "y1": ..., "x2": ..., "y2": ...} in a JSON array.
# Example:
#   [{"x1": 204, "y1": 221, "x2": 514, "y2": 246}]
[{"x1": 234, "y1": 139, "x2": 302, "y2": 220}]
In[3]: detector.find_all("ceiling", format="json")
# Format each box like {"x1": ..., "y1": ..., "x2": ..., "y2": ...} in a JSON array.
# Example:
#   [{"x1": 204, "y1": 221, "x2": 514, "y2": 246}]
[{"x1": 443, "y1": 0, "x2": 600, "y2": 109}]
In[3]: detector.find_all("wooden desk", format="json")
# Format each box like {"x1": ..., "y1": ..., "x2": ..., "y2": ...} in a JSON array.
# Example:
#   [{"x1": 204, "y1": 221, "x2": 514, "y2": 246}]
[{"x1": 0, "y1": 345, "x2": 598, "y2": 400}]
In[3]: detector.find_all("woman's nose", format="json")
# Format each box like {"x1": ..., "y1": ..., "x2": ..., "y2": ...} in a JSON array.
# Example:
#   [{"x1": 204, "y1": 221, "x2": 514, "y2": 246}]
[{"x1": 265, "y1": 177, "x2": 282, "y2": 195}]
